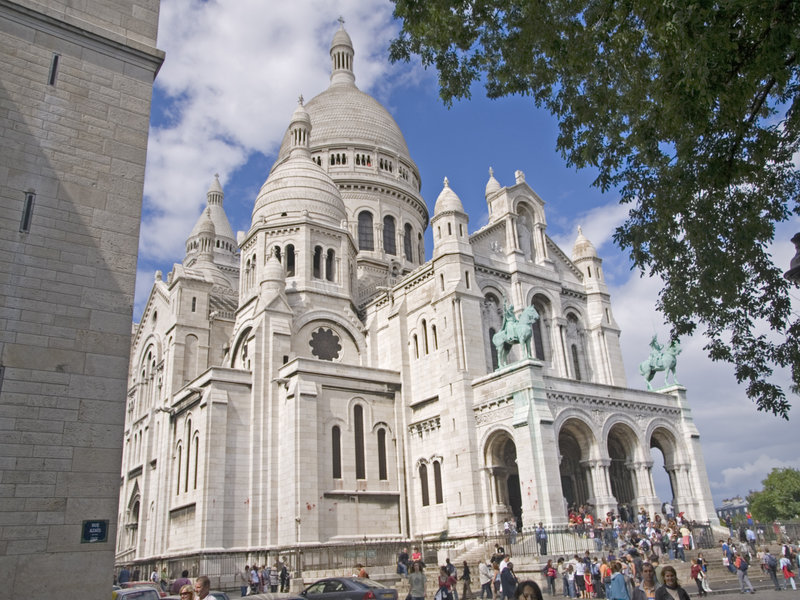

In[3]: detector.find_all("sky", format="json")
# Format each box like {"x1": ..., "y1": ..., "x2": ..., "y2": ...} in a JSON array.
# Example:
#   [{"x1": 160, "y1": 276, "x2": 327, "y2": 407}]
[{"x1": 136, "y1": 0, "x2": 800, "y2": 509}]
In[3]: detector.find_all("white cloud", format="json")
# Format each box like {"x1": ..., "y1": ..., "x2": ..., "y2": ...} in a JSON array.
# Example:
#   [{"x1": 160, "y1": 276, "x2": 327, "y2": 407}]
[
  {"x1": 140, "y1": 0, "x2": 401, "y2": 264},
  {"x1": 712, "y1": 455, "x2": 796, "y2": 496},
  {"x1": 550, "y1": 200, "x2": 629, "y2": 257}
]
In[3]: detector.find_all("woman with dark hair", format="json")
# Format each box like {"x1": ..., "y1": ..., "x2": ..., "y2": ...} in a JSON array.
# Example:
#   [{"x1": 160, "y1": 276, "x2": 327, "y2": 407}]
[
  {"x1": 654, "y1": 566, "x2": 690, "y2": 600},
  {"x1": 439, "y1": 565, "x2": 457, "y2": 600},
  {"x1": 544, "y1": 560, "x2": 557, "y2": 596},
  {"x1": 514, "y1": 580, "x2": 544, "y2": 600}
]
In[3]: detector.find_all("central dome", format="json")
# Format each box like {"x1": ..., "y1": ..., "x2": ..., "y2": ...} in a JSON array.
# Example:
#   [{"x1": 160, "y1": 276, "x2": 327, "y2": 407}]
[{"x1": 276, "y1": 22, "x2": 414, "y2": 171}]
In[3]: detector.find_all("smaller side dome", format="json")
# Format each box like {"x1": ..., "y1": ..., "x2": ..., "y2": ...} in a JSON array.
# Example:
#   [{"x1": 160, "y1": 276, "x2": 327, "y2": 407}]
[
  {"x1": 572, "y1": 226, "x2": 598, "y2": 260},
  {"x1": 485, "y1": 167, "x2": 501, "y2": 198},
  {"x1": 434, "y1": 177, "x2": 464, "y2": 215}
]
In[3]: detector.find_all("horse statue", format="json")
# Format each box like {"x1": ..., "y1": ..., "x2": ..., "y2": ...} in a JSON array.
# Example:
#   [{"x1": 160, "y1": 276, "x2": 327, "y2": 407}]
[
  {"x1": 492, "y1": 303, "x2": 540, "y2": 368},
  {"x1": 639, "y1": 338, "x2": 681, "y2": 390}
]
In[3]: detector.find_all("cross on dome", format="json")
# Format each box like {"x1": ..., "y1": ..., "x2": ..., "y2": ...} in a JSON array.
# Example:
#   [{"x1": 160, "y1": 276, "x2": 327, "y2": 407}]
[
  {"x1": 298, "y1": 94, "x2": 304, "y2": 106},
  {"x1": 337, "y1": 15, "x2": 345, "y2": 27},
  {"x1": 443, "y1": 176, "x2": 449, "y2": 187}
]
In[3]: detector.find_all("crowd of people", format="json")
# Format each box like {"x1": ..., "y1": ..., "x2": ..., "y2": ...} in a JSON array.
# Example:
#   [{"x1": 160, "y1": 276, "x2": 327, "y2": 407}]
[{"x1": 720, "y1": 537, "x2": 799, "y2": 592}]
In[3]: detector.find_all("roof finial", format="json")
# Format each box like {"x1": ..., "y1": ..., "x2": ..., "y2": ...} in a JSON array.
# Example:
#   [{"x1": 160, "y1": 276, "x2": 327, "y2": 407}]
[
  {"x1": 577, "y1": 225, "x2": 583, "y2": 235},
  {"x1": 489, "y1": 167, "x2": 494, "y2": 177},
  {"x1": 443, "y1": 176, "x2": 449, "y2": 188},
  {"x1": 337, "y1": 15, "x2": 345, "y2": 27},
  {"x1": 298, "y1": 94, "x2": 304, "y2": 106}
]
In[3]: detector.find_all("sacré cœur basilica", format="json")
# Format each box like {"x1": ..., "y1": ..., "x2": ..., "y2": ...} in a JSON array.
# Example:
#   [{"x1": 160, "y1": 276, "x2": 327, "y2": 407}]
[{"x1": 117, "y1": 23, "x2": 718, "y2": 568}]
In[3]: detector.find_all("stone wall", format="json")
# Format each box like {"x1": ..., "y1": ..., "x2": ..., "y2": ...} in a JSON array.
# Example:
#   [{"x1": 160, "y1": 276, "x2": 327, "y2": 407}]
[{"x1": 0, "y1": 1, "x2": 162, "y2": 597}]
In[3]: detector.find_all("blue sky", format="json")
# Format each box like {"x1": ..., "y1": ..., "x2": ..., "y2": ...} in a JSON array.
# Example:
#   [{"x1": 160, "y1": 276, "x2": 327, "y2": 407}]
[{"x1": 137, "y1": 0, "x2": 800, "y2": 509}]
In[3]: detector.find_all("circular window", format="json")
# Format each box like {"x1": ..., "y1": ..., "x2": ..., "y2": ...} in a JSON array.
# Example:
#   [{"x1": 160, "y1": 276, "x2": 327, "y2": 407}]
[{"x1": 310, "y1": 327, "x2": 342, "y2": 361}]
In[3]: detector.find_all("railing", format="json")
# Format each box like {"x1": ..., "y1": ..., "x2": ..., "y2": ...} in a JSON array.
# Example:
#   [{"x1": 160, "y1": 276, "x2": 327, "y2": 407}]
[{"x1": 116, "y1": 522, "x2": 721, "y2": 584}]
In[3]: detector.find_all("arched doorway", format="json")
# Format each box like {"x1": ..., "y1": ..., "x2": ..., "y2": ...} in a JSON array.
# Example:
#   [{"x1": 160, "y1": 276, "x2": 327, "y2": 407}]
[
  {"x1": 485, "y1": 432, "x2": 523, "y2": 526},
  {"x1": 650, "y1": 427, "x2": 680, "y2": 507},
  {"x1": 558, "y1": 418, "x2": 596, "y2": 511},
  {"x1": 607, "y1": 423, "x2": 639, "y2": 520}
]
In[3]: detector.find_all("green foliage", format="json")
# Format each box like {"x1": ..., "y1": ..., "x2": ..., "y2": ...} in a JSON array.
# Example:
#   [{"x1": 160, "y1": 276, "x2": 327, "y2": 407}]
[
  {"x1": 747, "y1": 468, "x2": 800, "y2": 521},
  {"x1": 390, "y1": 0, "x2": 800, "y2": 417}
]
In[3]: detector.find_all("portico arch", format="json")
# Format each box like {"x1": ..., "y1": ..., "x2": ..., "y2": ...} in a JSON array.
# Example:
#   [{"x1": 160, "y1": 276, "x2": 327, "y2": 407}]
[
  {"x1": 484, "y1": 430, "x2": 522, "y2": 526},
  {"x1": 558, "y1": 417, "x2": 597, "y2": 510},
  {"x1": 606, "y1": 422, "x2": 645, "y2": 519},
  {"x1": 649, "y1": 425, "x2": 683, "y2": 507}
]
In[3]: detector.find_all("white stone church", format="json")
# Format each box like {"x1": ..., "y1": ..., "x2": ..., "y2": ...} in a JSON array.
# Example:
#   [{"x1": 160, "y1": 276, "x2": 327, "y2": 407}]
[{"x1": 116, "y1": 24, "x2": 717, "y2": 564}]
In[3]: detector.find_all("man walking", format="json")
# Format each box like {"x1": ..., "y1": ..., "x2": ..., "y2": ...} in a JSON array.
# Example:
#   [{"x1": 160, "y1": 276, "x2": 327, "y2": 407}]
[
  {"x1": 735, "y1": 551, "x2": 756, "y2": 594},
  {"x1": 763, "y1": 548, "x2": 782, "y2": 590}
]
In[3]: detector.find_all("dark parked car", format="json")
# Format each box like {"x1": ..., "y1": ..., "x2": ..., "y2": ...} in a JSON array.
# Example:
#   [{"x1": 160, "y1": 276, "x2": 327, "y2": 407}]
[
  {"x1": 299, "y1": 577, "x2": 398, "y2": 600},
  {"x1": 113, "y1": 587, "x2": 162, "y2": 600}
]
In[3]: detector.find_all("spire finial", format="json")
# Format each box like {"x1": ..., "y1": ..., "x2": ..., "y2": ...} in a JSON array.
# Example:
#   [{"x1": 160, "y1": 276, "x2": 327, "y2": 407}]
[
  {"x1": 214, "y1": 173, "x2": 219, "y2": 180},
  {"x1": 337, "y1": 15, "x2": 345, "y2": 27},
  {"x1": 489, "y1": 167, "x2": 494, "y2": 177},
  {"x1": 443, "y1": 176, "x2": 449, "y2": 188},
  {"x1": 298, "y1": 94, "x2": 304, "y2": 106},
  {"x1": 577, "y1": 225, "x2": 583, "y2": 235}
]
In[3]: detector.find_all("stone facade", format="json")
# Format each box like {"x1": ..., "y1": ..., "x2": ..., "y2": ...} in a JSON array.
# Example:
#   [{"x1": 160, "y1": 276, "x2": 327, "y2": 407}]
[
  {"x1": 0, "y1": 1, "x2": 162, "y2": 597},
  {"x1": 117, "y1": 24, "x2": 717, "y2": 570}
]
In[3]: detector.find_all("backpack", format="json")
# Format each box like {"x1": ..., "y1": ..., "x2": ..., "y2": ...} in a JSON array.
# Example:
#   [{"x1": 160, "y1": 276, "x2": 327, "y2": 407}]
[{"x1": 766, "y1": 554, "x2": 778, "y2": 570}]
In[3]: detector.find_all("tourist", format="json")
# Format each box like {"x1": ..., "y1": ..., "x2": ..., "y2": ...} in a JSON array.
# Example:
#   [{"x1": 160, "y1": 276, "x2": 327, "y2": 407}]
[
  {"x1": 171, "y1": 570, "x2": 192, "y2": 595},
  {"x1": 515, "y1": 580, "x2": 544, "y2": 600},
  {"x1": 280, "y1": 558, "x2": 291, "y2": 592},
  {"x1": 544, "y1": 559, "x2": 557, "y2": 596},
  {"x1": 763, "y1": 547, "x2": 782, "y2": 590},
  {"x1": 537, "y1": 523, "x2": 548, "y2": 556},
  {"x1": 461, "y1": 561, "x2": 473, "y2": 599},
  {"x1": 270, "y1": 561, "x2": 280, "y2": 592},
  {"x1": 439, "y1": 565, "x2": 458, "y2": 600},
  {"x1": 239, "y1": 565, "x2": 249, "y2": 597},
  {"x1": 632, "y1": 561, "x2": 659, "y2": 600},
  {"x1": 194, "y1": 575, "x2": 212, "y2": 600},
  {"x1": 607, "y1": 563, "x2": 629, "y2": 600},
  {"x1": 409, "y1": 561, "x2": 426, "y2": 600},
  {"x1": 398, "y1": 547, "x2": 410, "y2": 577},
  {"x1": 501, "y1": 562, "x2": 518, "y2": 600},
  {"x1": 734, "y1": 550, "x2": 755, "y2": 594},
  {"x1": 780, "y1": 552, "x2": 797, "y2": 590},
  {"x1": 179, "y1": 583, "x2": 195, "y2": 600},
  {"x1": 689, "y1": 559, "x2": 707, "y2": 597},
  {"x1": 479, "y1": 559, "x2": 493, "y2": 599},
  {"x1": 654, "y1": 566, "x2": 689, "y2": 600}
]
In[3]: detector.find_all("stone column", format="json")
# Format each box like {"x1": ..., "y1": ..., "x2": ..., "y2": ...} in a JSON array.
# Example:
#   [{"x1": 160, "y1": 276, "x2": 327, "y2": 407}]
[
  {"x1": 589, "y1": 458, "x2": 617, "y2": 518},
  {"x1": 632, "y1": 460, "x2": 662, "y2": 516}
]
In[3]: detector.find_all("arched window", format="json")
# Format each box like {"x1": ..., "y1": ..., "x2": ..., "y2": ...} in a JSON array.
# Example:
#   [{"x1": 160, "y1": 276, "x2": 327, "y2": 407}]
[
  {"x1": 184, "y1": 419, "x2": 191, "y2": 492},
  {"x1": 433, "y1": 460, "x2": 444, "y2": 504},
  {"x1": 354, "y1": 405, "x2": 365, "y2": 479},
  {"x1": 175, "y1": 445, "x2": 182, "y2": 495},
  {"x1": 313, "y1": 246, "x2": 322, "y2": 279},
  {"x1": 377, "y1": 428, "x2": 387, "y2": 480},
  {"x1": 531, "y1": 297, "x2": 548, "y2": 360},
  {"x1": 326, "y1": 249, "x2": 335, "y2": 281},
  {"x1": 404, "y1": 223, "x2": 413, "y2": 261},
  {"x1": 418, "y1": 232, "x2": 424, "y2": 263},
  {"x1": 193, "y1": 435, "x2": 199, "y2": 489},
  {"x1": 413, "y1": 335, "x2": 419, "y2": 359},
  {"x1": 421, "y1": 320, "x2": 429, "y2": 354},
  {"x1": 432, "y1": 325, "x2": 438, "y2": 350},
  {"x1": 285, "y1": 244, "x2": 295, "y2": 277},
  {"x1": 358, "y1": 211, "x2": 374, "y2": 251},
  {"x1": 332, "y1": 426, "x2": 342, "y2": 479},
  {"x1": 419, "y1": 463, "x2": 429, "y2": 506},
  {"x1": 571, "y1": 344, "x2": 582, "y2": 381},
  {"x1": 383, "y1": 216, "x2": 396, "y2": 255}
]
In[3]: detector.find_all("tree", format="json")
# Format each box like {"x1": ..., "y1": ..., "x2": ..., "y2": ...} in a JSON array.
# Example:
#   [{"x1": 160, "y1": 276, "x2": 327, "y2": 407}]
[
  {"x1": 748, "y1": 467, "x2": 800, "y2": 522},
  {"x1": 390, "y1": 0, "x2": 800, "y2": 417}
]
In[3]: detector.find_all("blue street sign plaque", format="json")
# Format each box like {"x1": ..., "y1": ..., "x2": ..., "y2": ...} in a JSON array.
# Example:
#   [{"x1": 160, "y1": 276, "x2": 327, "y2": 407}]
[{"x1": 81, "y1": 519, "x2": 108, "y2": 543}]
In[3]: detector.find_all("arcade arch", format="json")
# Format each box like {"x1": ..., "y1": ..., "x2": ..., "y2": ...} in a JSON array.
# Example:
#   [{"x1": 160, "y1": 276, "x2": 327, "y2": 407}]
[
  {"x1": 484, "y1": 430, "x2": 522, "y2": 526},
  {"x1": 558, "y1": 417, "x2": 596, "y2": 510}
]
